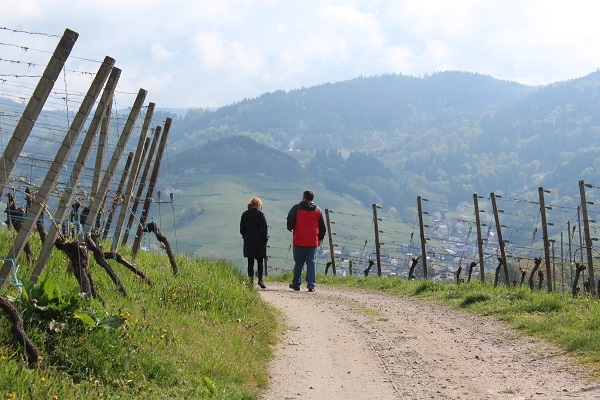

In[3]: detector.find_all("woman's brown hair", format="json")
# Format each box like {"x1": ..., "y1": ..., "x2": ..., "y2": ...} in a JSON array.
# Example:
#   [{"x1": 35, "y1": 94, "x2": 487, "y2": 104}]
[{"x1": 248, "y1": 197, "x2": 263, "y2": 210}]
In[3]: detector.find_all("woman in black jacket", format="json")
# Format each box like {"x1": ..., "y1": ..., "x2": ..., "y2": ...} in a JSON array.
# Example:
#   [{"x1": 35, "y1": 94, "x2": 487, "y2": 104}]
[{"x1": 240, "y1": 197, "x2": 268, "y2": 288}]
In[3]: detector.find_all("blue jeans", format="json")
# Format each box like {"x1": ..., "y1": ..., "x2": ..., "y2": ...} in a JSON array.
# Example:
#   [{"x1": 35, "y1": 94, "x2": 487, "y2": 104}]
[{"x1": 292, "y1": 246, "x2": 317, "y2": 289}]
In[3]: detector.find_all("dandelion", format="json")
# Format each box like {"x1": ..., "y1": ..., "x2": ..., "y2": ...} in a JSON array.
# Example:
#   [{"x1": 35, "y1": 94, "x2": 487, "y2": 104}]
[
  {"x1": 38, "y1": 355, "x2": 44, "y2": 362},
  {"x1": 52, "y1": 396, "x2": 58, "y2": 400},
  {"x1": 41, "y1": 377, "x2": 46, "y2": 382}
]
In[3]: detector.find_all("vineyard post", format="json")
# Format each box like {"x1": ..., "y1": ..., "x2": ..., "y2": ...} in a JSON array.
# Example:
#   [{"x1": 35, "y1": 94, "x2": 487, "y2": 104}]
[
  {"x1": 109, "y1": 139, "x2": 146, "y2": 246},
  {"x1": 122, "y1": 126, "x2": 161, "y2": 245},
  {"x1": 372, "y1": 204, "x2": 382, "y2": 277},
  {"x1": 579, "y1": 180, "x2": 596, "y2": 297},
  {"x1": 325, "y1": 209, "x2": 336, "y2": 276},
  {"x1": 102, "y1": 152, "x2": 133, "y2": 239},
  {"x1": 92, "y1": 99, "x2": 111, "y2": 198},
  {"x1": 0, "y1": 55, "x2": 114, "y2": 290},
  {"x1": 132, "y1": 118, "x2": 172, "y2": 258},
  {"x1": 567, "y1": 220, "x2": 574, "y2": 284},
  {"x1": 30, "y1": 66, "x2": 121, "y2": 283},
  {"x1": 473, "y1": 193, "x2": 486, "y2": 283},
  {"x1": 82, "y1": 89, "x2": 148, "y2": 236},
  {"x1": 490, "y1": 192, "x2": 510, "y2": 286},
  {"x1": 539, "y1": 187, "x2": 553, "y2": 292},
  {"x1": 120, "y1": 137, "x2": 149, "y2": 240},
  {"x1": 112, "y1": 103, "x2": 155, "y2": 250},
  {"x1": 577, "y1": 206, "x2": 586, "y2": 291},
  {"x1": 0, "y1": 29, "x2": 78, "y2": 196},
  {"x1": 417, "y1": 196, "x2": 428, "y2": 279}
]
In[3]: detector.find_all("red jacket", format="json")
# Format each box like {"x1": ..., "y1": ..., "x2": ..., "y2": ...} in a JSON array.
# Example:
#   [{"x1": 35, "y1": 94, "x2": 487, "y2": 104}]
[{"x1": 287, "y1": 201, "x2": 326, "y2": 247}]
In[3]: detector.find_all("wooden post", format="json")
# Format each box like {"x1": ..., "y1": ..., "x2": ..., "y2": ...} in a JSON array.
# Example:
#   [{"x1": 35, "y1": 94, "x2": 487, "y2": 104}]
[
  {"x1": 0, "y1": 29, "x2": 78, "y2": 196},
  {"x1": 102, "y1": 152, "x2": 134, "y2": 240},
  {"x1": 417, "y1": 196, "x2": 428, "y2": 279},
  {"x1": 132, "y1": 118, "x2": 172, "y2": 258},
  {"x1": 490, "y1": 192, "x2": 510, "y2": 286},
  {"x1": 0, "y1": 55, "x2": 114, "y2": 289},
  {"x1": 372, "y1": 204, "x2": 382, "y2": 277},
  {"x1": 539, "y1": 187, "x2": 553, "y2": 292},
  {"x1": 92, "y1": 99, "x2": 111, "y2": 198},
  {"x1": 112, "y1": 103, "x2": 155, "y2": 250},
  {"x1": 122, "y1": 126, "x2": 161, "y2": 245},
  {"x1": 473, "y1": 193, "x2": 486, "y2": 283},
  {"x1": 325, "y1": 209, "x2": 336, "y2": 276},
  {"x1": 30, "y1": 66, "x2": 121, "y2": 284},
  {"x1": 118, "y1": 136, "x2": 149, "y2": 243},
  {"x1": 82, "y1": 89, "x2": 147, "y2": 236},
  {"x1": 349, "y1": 259, "x2": 353, "y2": 276},
  {"x1": 579, "y1": 180, "x2": 596, "y2": 297}
]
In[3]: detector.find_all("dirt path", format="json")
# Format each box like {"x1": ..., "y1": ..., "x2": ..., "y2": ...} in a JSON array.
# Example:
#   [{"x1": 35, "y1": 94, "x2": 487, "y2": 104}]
[{"x1": 259, "y1": 282, "x2": 599, "y2": 400}]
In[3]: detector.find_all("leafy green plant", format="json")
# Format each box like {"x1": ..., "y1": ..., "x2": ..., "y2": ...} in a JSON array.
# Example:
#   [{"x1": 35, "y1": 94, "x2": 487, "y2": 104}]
[{"x1": 10, "y1": 274, "x2": 122, "y2": 330}]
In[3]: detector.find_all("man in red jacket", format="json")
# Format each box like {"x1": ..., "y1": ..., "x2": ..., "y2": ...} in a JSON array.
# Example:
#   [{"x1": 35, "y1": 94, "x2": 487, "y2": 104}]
[{"x1": 287, "y1": 190, "x2": 326, "y2": 292}]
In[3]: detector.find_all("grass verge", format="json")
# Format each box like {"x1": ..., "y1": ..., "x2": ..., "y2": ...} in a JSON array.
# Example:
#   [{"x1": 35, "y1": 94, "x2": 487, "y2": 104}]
[{"x1": 0, "y1": 247, "x2": 279, "y2": 399}]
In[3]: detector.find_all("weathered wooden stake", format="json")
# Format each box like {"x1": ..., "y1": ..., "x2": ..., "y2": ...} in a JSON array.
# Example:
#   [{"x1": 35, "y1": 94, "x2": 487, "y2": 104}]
[
  {"x1": 538, "y1": 187, "x2": 553, "y2": 292},
  {"x1": 30, "y1": 66, "x2": 121, "y2": 284},
  {"x1": 132, "y1": 118, "x2": 172, "y2": 258},
  {"x1": 372, "y1": 204, "x2": 382, "y2": 277},
  {"x1": 82, "y1": 89, "x2": 147, "y2": 236},
  {"x1": 112, "y1": 103, "x2": 155, "y2": 250},
  {"x1": 102, "y1": 152, "x2": 134, "y2": 240},
  {"x1": 579, "y1": 180, "x2": 596, "y2": 297},
  {"x1": 490, "y1": 192, "x2": 510, "y2": 286},
  {"x1": 0, "y1": 55, "x2": 115, "y2": 290},
  {"x1": 417, "y1": 196, "x2": 428, "y2": 279},
  {"x1": 325, "y1": 208, "x2": 336, "y2": 276},
  {"x1": 473, "y1": 193, "x2": 486, "y2": 283},
  {"x1": 0, "y1": 29, "x2": 78, "y2": 196},
  {"x1": 122, "y1": 126, "x2": 161, "y2": 245}
]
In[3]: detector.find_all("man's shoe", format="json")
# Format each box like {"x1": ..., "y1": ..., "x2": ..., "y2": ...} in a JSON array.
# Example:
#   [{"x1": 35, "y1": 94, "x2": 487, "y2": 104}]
[
  {"x1": 258, "y1": 280, "x2": 267, "y2": 289},
  {"x1": 308, "y1": 288, "x2": 315, "y2": 292},
  {"x1": 289, "y1": 284, "x2": 300, "y2": 291}
]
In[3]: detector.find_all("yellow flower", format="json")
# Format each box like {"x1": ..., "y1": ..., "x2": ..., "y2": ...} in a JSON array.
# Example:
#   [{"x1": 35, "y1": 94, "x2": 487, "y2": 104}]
[{"x1": 41, "y1": 377, "x2": 46, "y2": 382}]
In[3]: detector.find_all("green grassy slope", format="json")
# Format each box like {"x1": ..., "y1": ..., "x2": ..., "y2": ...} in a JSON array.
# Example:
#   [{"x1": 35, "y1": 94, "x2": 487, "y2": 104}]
[
  {"x1": 152, "y1": 173, "x2": 415, "y2": 274},
  {"x1": 0, "y1": 233, "x2": 279, "y2": 399}
]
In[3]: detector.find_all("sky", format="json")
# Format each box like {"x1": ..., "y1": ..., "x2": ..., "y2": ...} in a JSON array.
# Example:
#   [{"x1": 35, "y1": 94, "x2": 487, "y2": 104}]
[{"x1": 4, "y1": 0, "x2": 600, "y2": 109}]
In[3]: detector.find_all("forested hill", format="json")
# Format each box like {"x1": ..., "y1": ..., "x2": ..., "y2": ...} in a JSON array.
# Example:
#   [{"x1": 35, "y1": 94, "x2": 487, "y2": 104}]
[
  {"x1": 158, "y1": 69, "x2": 600, "y2": 215},
  {"x1": 164, "y1": 71, "x2": 530, "y2": 152}
]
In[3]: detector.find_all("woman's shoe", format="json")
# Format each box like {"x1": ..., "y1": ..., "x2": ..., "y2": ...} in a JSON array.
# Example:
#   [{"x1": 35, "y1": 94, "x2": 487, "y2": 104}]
[{"x1": 258, "y1": 280, "x2": 267, "y2": 289}]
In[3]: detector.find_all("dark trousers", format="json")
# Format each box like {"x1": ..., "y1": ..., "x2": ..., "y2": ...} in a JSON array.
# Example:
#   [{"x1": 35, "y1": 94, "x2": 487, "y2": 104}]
[{"x1": 247, "y1": 257, "x2": 264, "y2": 279}]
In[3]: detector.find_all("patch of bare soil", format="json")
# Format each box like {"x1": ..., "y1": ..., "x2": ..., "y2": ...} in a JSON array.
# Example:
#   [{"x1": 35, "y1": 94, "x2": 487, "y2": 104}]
[{"x1": 259, "y1": 282, "x2": 599, "y2": 400}]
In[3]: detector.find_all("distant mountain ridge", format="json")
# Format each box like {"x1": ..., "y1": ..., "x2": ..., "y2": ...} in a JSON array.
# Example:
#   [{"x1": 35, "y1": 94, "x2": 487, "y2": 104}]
[
  {"x1": 4, "y1": 70, "x2": 600, "y2": 224},
  {"x1": 160, "y1": 70, "x2": 600, "y2": 218}
]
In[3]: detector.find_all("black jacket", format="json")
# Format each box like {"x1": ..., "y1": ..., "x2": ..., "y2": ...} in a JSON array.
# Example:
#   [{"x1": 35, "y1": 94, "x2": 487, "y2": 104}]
[{"x1": 240, "y1": 208, "x2": 268, "y2": 258}]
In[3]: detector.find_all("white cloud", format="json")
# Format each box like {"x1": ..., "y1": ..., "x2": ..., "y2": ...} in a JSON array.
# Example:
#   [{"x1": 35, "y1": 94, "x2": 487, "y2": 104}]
[
  {"x1": 151, "y1": 44, "x2": 176, "y2": 62},
  {"x1": 4, "y1": 0, "x2": 600, "y2": 107}
]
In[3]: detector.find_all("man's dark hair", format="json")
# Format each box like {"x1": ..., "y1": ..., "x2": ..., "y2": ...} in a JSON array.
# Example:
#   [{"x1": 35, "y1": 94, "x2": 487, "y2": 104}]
[{"x1": 303, "y1": 190, "x2": 314, "y2": 201}]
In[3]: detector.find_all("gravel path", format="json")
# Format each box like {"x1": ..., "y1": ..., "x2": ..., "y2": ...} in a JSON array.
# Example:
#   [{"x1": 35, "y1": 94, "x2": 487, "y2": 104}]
[{"x1": 259, "y1": 282, "x2": 599, "y2": 400}]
